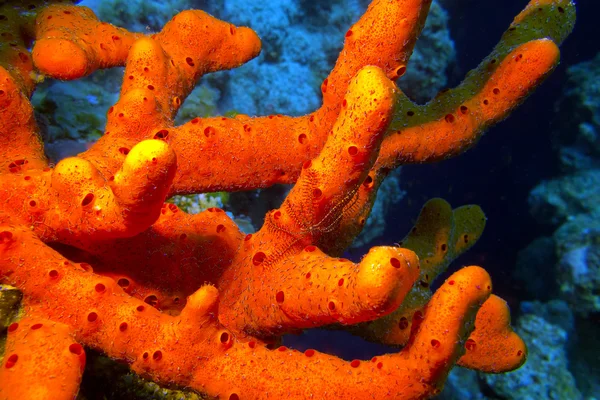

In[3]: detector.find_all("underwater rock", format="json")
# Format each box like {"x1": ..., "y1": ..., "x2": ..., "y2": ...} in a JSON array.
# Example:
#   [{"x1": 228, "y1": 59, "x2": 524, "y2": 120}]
[
  {"x1": 519, "y1": 300, "x2": 574, "y2": 335},
  {"x1": 398, "y1": 0, "x2": 455, "y2": 104},
  {"x1": 552, "y1": 52, "x2": 600, "y2": 174},
  {"x1": 441, "y1": 367, "x2": 485, "y2": 400},
  {"x1": 513, "y1": 236, "x2": 558, "y2": 301},
  {"x1": 218, "y1": 0, "x2": 455, "y2": 115},
  {"x1": 518, "y1": 51, "x2": 600, "y2": 399},
  {"x1": 528, "y1": 169, "x2": 600, "y2": 227},
  {"x1": 32, "y1": 70, "x2": 121, "y2": 142},
  {"x1": 553, "y1": 213, "x2": 600, "y2": 316},
  {"x1": 44, "y1": 140, "x2": 92, "y2": 164},
  {"x1": 82, "y1": 0, "x2": 189, "y2": 33}
]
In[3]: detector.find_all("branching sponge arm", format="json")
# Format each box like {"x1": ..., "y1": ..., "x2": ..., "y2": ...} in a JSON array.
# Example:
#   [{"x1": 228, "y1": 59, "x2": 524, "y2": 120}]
[
  {"x1": 65, "y1": 1, "x2": 575, "y2": 196},
  {"x1": 378, "y1": 0, "x2": 576, "y2": 167},
  {"x1": 0, "y1": 317, "x2": 85, "y2": 400},
  {"x1": 0, "y1": 225, "x2": 494, "y2": 399},
  {"x1": 33, "y1": 4, "x2": 142, "y2": 80}
]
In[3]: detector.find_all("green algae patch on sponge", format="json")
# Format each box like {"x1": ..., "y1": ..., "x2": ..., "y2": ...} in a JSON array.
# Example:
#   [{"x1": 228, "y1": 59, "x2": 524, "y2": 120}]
[
  {"x1": 402, "y1": 198, "x2": 486, "y2": 281},
  {"x1": 377, "y1": 0, "x2": 575, "y2": 168},
  {"x1": 348, "y1": 198, "x2": 486, "y2": 347}
]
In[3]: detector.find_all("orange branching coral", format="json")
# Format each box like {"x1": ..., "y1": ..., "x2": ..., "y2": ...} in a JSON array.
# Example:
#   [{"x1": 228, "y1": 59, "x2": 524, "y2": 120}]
[{"x1": 0, "y1": 0, "x2": 575, "y2": 399}]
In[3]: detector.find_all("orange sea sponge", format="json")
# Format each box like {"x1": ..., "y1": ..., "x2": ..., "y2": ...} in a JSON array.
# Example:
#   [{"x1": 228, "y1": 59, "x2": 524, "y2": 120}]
[{"x1": 0, "y1": 0, "x2": 576, "y2": 398}]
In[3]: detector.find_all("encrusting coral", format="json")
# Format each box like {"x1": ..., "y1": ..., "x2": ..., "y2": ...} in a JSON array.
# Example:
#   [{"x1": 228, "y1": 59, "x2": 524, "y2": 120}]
[{"x1": 0, "y1": 0, "x2": 575, "y2": 398}]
